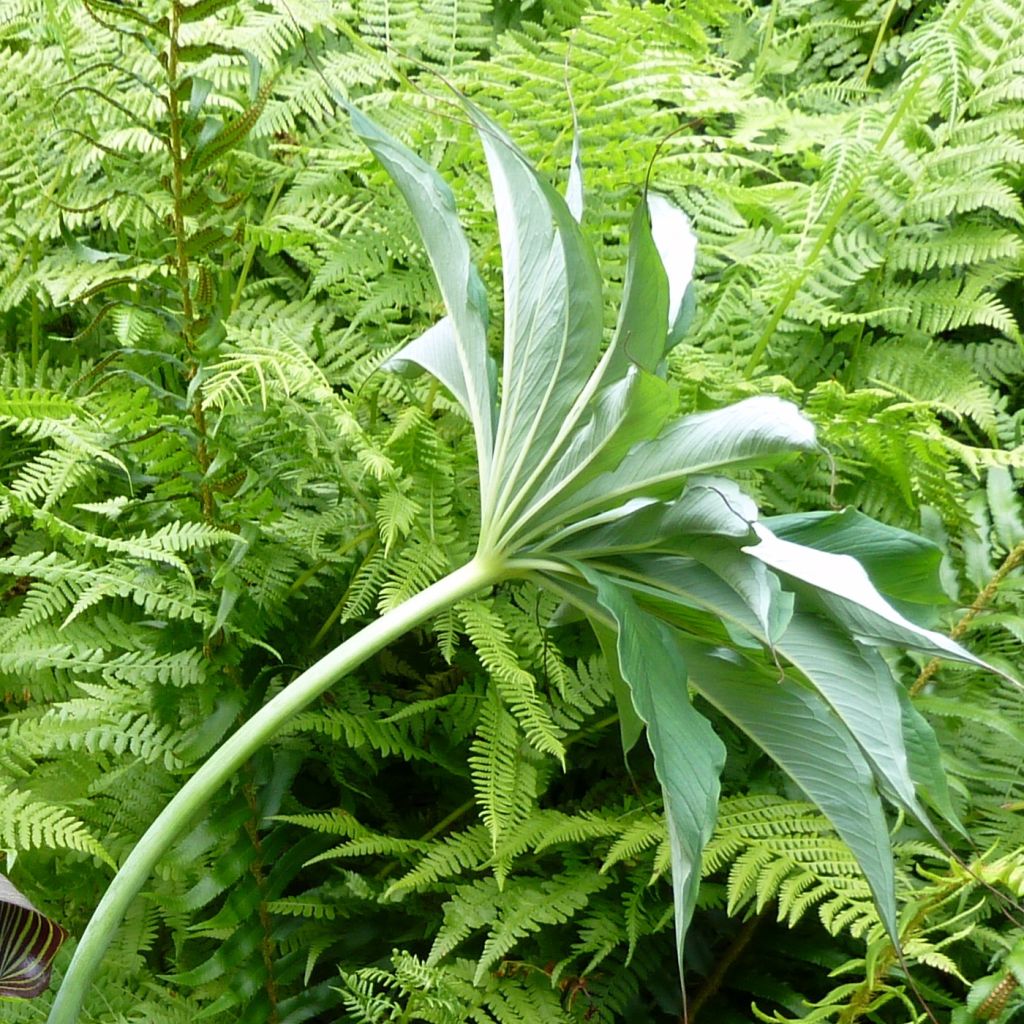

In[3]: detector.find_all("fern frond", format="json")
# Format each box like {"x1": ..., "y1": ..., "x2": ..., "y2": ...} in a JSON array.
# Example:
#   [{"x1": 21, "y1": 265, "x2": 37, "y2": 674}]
[
  {"x1": 457, "y1": 598, "x2": 564, "y2": 761},
  {"x1": 468, "y1": 688, "x2": 537, "y2": 852},
  {"x1": 387, "y1": 826, "x2": 492, "y2": 898},
  {"x1": 601, "y1": 815, "x2": 666, "y2": 874},
  {"x1": 705, "y1": 796, "x2": 881, "y2": 937},
  {"x1": 0, "y1": 787, "x2": 112, "y2": 863}
]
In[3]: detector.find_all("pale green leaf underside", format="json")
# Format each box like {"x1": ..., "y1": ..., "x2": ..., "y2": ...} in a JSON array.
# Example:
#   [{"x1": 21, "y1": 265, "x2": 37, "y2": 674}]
[
  {"x1": 469, "y1": 102, "x2": 604, "y2": 527},
  {"x1": 682, "y1": 642, "x2": 900, "y2": 941},
  {"x1": 605, "y1": 199, "x2": 670, "y2": 382},
  {"x1": 345, "y1": 105, "x2": 495, "y2": 483},
  {"x1": 384, "y1": 316, "x2": 496, "y2": 435},
  {"x1": 506, "y1": 368, "x2": 674, "y2": 546},
  {"x1": 603, "y1": 548, "x2": 948, "y2": 843},
  {"x1": 543, "y1": 476, "x2": 757, "y2": 557},
  {"x1": 765, "y1": 508, "x2": 948, "y2": 606},
  {"x1": 744, "y1": 522, "x2": 1003, "y2": 674},
  {"x1": 580, "y1": 565, "x2": 725, "y2": 982},
  {"x1": 542, "y1": 395, "x2": 818, "y2": 525},
  {"x1": 897, "y1": 689, "x2": 966, "y2": 835},
  {"x1": 777, "y1": 612, "x2": 937, "y2": 835},
  {"x1": 648, "y1": 192, "x2": 697, "y2": 348}
]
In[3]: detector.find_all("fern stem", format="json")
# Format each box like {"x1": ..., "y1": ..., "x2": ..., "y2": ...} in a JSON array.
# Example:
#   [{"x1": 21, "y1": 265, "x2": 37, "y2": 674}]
[
  {"x1": 686, "y1": 908, "x2": 767, "y2": 1023},
  {"x1": 29, "y1": 241, "x2": 40, "y2": 373},
  {"x1": 308, "y1": 538, "x2": 383, "y2": 650},
  {"x1": 231, "y1": 173, "x2": 288, "y2": 315},
  {"x1": 46, "y1": 555, "x2": 501, "y2": 1024},
  {"x1": 752, "y1": 0, "x2": 779, "y2": 82},
  {"x1": 910, "y1": 538, "x2": 1024, "y2": 696},
  {"x1": 286, "y1": 526, "x2": 378, "y2": 599},
  {"x1": 863, "y1": 0, "x2": 900, "y2": 84},
  {"x1": 165, "y1": 2, "x2": 215, "y2": 521},
  {"x1": 166, "y1": 7, "x2": 195, "y2": 345},
  {"x1": 376, "y1": 797, "x2": 480, "y2": 884},
  {"x1": 376, "y1": 714, "x2": 620, "y2": 883},
  {"x1": 242, "y1": 774, "x2": 280, "y2": 1023},
  {"x1": 418, "y1": 797, "x2": 476, "y2": 844}
]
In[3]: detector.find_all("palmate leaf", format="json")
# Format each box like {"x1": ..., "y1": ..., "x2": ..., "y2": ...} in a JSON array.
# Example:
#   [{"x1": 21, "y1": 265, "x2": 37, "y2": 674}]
[
  {"x1": 467, "y1": 101, "x2": 605, "y2": 529},
  {"x1": 492, "y1": 191, "x2": 699, "y2": 546},
  {"x1": 384, "y1": 317, "x2": 496, "y2": 439},
  {"x1": 503, "y1": 367, "x2": 675, "y2": 546},
  {"x1": 544, "y1": 476, "x2": 757, "y2": 556},
  {"x1": 610, "y1": 553, "x2": 776, "y2": 645},
  {"x1": 566, "y1": 496, "x2": 749, "y2": 625},
  {"x1": 595, "y1": 541, "x2": 962, "y2": 838},
  {"x1": 534, "y1": 395, "x2": 819, "y2": 530},
  {"x1": 0, "y1": 875, "x2": 67, "y2": 999},
  {"x1": 898, "y1": 688, "x2": 965, "y2": 835},
  {"x1": 350, "y1": 97, "x2": 991, "y2": 991},
  {"x1": 608, "y1": 200, "x2": 669, "y2": 377},
  {"x1": 539, "y1": 529, "x2": 962, "y2": 950},
  {"x1": 605, "y1": 193, "x2": 694, "y2": 381},
  {"x1": 564, "y1": 98, "x2": 584, "y2": 224},
  {"x1": 651, "y1": 193, "x2": 697, "y2": 350},
  {"x1": 52, "y1": 94, "x2": 999, "y2": 1022},
  {"x1": 550, "y1": 553, "x2": 906, "y2": 946},
  {"x1": 693, "y1": 541, "x2": 794, "y2": 646}
]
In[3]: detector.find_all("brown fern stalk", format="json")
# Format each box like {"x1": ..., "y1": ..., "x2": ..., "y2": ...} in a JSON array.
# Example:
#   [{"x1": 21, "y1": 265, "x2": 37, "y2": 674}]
[
  {"x1": 686, "y1": 909, "x2": 767, "y2": 1023},
  {"x1": 910, "y1": 538, "x2": 1024, "y2": 697},
  {"x1": 167, "y1": 0, "x2": 215, "y2": 522},
  {"x1": 977, "y1": 972, "x2": 1018, "y2": 1020},
  {"x1": 243, "y1": 775, "x2": 281, "y2": 1024}
]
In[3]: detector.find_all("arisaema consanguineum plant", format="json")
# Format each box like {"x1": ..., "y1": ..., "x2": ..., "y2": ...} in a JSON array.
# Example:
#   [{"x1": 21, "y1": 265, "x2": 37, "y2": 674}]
[{"x1": 46, "y1": 96, "x2": 1004, "y2": 1022}]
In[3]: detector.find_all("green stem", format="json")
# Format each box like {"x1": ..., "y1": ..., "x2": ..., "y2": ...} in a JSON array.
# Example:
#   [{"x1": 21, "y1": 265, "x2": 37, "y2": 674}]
[
  {"x1": 419, "y1": 798, "x2": 476, "y2": 844},
  {"x1": 285, "y1": 526, "x2": 378, "y2": 599},
  {"x1": 231, "y1": 174, "x2": 287, "y2": 315},
  {"x1": 46, "y1": 555, "x2": 501, "y2": 1024},
  {"x1": 308, "y1": 539, "x2": 383, "y2": 651},
  {"x1": 687, "y1": 909, "x2": 767, "y2": 1023},
  {"x1": 30, "y1": 241, "x2": 40, "y2": 373},
  {"x1": 863, "y1": 0, "x2": 899, "y2": 84},
  {"x1": 752, "y1": 0, "x2": 778, "y2": 82},
  {"x1": 910, "y1": 538, "x2": 1024, "y2": 697}
]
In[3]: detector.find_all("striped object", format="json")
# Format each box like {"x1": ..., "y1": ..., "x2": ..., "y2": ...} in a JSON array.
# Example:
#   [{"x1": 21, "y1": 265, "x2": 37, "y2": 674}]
[{"x1": 0, "y1": 875, "x2": 68, "y2": 998}]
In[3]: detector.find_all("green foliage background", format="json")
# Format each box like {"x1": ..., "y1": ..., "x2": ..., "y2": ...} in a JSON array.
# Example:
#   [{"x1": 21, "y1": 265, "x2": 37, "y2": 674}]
[{"x1": 1, "y1": 0, "x2": 1023, "y2": 1020}]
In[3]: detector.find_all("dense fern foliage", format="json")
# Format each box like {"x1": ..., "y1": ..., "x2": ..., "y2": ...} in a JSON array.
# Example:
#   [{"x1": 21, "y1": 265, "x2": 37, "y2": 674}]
[{"x1": 1, "y1": 0, "x2": 1023, "y2": 1021}]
